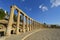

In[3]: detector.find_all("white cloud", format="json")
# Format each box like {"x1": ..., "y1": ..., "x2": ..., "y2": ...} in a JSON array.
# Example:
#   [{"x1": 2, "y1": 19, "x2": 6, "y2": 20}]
[
  {"x1": 50, "y1": 0, "x2": 60, "y2": 7},
  {"x1": 22, "y1": 0, "x2": 25, "y2": 2},
  {"x1": 39, "y1": 4, "x2": 43, "y2": 8},
  {"x1": 42, "y1": 6, "x2": 48, "y2": 12},
  {"x1": 39, "y1": 5, "x2": 48, "y2": 12}
]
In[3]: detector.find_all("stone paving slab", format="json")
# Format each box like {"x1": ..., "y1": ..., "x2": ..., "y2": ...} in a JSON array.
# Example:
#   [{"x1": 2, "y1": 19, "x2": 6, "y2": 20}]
[
  {"x1": 0, "y1": 36, "x2": 6, "y2": 40},
  {"x1": 0, "y1": 29, "x2": 38, "y2": 40},
  {"x1": 5, "y1": 29, "x2": 40, "y2": 40},
  {"x1": 0, "y1": 28, "x2": 60, "y2": 40},
  {"x1": 25, "y1": 29, "x2": 60, "y2": 40}
]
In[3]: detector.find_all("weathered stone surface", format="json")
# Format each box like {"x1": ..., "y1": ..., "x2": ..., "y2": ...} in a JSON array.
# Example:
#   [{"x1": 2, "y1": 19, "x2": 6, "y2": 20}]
[{"x1": 25, "y1": 29, "x2": 60, "y2": 40}]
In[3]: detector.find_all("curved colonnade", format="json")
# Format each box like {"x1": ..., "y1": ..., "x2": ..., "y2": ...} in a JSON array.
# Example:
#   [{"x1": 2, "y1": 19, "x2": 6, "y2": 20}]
[{"x1": 6, "y1": 5, "x2": 42, "y2": 36}]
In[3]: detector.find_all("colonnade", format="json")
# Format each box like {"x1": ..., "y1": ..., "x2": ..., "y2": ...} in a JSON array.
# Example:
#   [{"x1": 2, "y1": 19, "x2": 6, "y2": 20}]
[{"x1": 6, "y1": 5, "x2": 41, "y2": 36}]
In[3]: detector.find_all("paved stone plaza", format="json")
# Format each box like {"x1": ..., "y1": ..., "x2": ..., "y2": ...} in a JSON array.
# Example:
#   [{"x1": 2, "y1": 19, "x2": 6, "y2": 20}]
[
  {"x1": 25, "y1": 29, "x2": 60, "y2": 40},
  {"x1": 0, "y1": 28, "x2": 60, "y2": 40},
  {"x1": 0, "y1": 28, "x2": 59, "y2": 40}
]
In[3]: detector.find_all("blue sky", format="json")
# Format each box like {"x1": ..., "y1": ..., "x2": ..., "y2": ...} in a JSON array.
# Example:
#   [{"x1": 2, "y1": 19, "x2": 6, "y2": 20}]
[{"x1": 0, "y1": 0, "x2": 60, "y2": 25}]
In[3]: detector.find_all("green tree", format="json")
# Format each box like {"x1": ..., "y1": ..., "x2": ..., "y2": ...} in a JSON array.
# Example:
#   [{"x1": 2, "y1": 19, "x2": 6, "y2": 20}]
[
  {"x1": 51, "y1": 25, "x2": 56, "y2": 28},
  {"x1": 0, "y1": 9, "x2": 6, "y2": 20},
  {"x1": 44, "y1": 23, "x2": 47, "y2": 28}
]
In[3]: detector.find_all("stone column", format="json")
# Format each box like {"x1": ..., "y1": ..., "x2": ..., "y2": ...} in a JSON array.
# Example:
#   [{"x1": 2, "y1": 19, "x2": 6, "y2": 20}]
[
  {"x1": 35, "y1": 22, "x2": 38, "y2": 29},
  {"x1": 39, "y1": 23, "x2": 40, "y2": 28},
  {"x1": 37, "y1": 23, "x2": 38, "y2": 28},
  {"x1": 32, "y1": 20, "x2": 34, "y2": 30},
  {"x1": 33, "y1": 21, "x2": 35, "y2": 29},
  {"x1": 35, "y1": 22, "x2": 36, "y2": 29},
  {"x1": 31, "y1": 20, "x2": 32, "y2": 30},
  {"x1": 38, "y1": 23, "x2": 39, "y2": 28},
  {"x1": 16, "y1": 10, "x2": 20, "y2": 34},
  {"x1": 22, "y1": 14, "x2": 25, "y2": 33},
  {"x1": 37, "y1": 22, "x2": 39, "y2": 28},
  {"x1": 37, "y1": 22, "x2": 38, "y2": 29},
  {"x1": 6, "y1": 6, "x2": 15, "y2": 35},
  {"x1": 34, "y1": 21, "x2": 36, "y2": 29},
  {"x1": 33, "y1": 21, "x2": 34, "y2": 30},
  {"x1": 29, "y1": 18, "x2": 31, "y2": 31},
  {"x1": 26, "y1": 16, "x2": 29, "y2": 31}
]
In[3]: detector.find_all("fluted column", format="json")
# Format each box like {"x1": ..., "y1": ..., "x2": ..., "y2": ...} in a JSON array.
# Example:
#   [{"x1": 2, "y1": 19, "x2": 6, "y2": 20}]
[
  {"x1": 37, "y1": 22, "x2": 39, "y2": 28},
  {"x1": 30, "y1": 18, "x2": 31, "y2": 31},
  {"x1": 29, "y1": 18, "x2": 30, "y2": 31},
  {"x1": 37, "y1": 23, "x2": 38, "y2": 29},
  {"x1": 36, "y1": 22, "x2": 38, "y2": 29},
  {"x1": 39, "y1": 24, "x2": 40, "y2": 28},
  {"x1": 34, "y1": 21, "x2": 35, "y2": 29},
  {"x1": 16, "y1": 10, "x2": 20, "y2": 34},
  {"x1": 35, "y1": 22, "x2": 36, "y2": 29},
  {"x1": 31, "y1": 19, "x2": 33, "y2": 30},
  {"x1": 26, "y1": 16, "x2": 29, "y2": 31},
  {"x1": 22, "y1": 14, "x2": 25, "y2": 33},
  {"x1": 33, "y1": 21, "x2": 34, "y2": 30},
  {"x1": 33, "y1": 20, "x2": 34, "y2": 30},
  {"x1": 35, "y1": 21, "x2": 36, "y2": 29},
  {"x1": 28, "y1": 18, "x2": 30, "y2": 31},
  {"x1": 6, "y1": 6, "x2": 15, "y2": 35}
]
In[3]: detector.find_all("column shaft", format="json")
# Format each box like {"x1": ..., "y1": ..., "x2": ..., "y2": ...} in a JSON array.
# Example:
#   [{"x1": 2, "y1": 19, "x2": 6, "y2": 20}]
[
  {"x1": 23, "y1": 15, "x2": 25, "y2": 33},
  {"x1": 28, "y1": 19, "x2": 30, "y2": 31},
  {"x1": 30, "y1": 19, "x2": 32, "y2": 31},
  {"x1": 31, "y1": 20, "x2": 32, "y2": 30},
  {"x1": 26, "y1": 17, "x2": 29, "y2": 31},
  {"x1": 16, "y1": 10, "x2": 20, "y2": 34},
  {"x1": 6, "y1": 6, "x2": 14, "y2": 35},
  {"x1": 32, "y1": 20, "x2": 34, "y2": 30}
]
